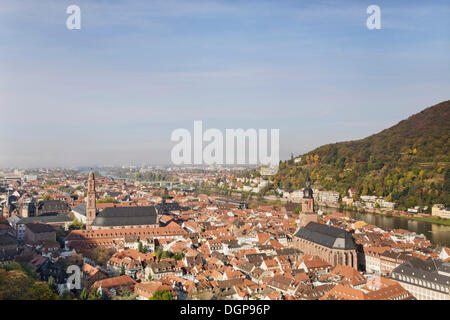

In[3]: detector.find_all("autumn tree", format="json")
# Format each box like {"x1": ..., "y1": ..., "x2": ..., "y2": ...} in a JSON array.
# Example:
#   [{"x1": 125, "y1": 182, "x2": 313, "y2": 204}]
[{"x1": 91, "y1": 246, "x2": 115, "y2": 266}]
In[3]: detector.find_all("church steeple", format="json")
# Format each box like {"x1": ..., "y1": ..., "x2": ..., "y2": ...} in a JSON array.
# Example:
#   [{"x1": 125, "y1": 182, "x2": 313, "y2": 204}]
[
  {"x1": 303, "y1": 174, "x2": 313, "y2": 199},
  {"x1": 301, "y1": 173, "x2": 315, "y2": 215},
  {"x1": 86, "y1": 170, "x2": 96, "y2": 230},
  {"x1": 2, "y1": 189, "x2": 12, "y2": 219}
]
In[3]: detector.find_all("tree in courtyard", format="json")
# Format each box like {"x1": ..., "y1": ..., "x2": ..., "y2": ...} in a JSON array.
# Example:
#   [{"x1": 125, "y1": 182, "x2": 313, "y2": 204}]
[
  {"x1": 91, "y1": 246, "x2": 115, "y2": 266},
  {"x1": 138, "y1": 241, "x2": 146, "y2": 253},
  {"x1": 150, "y1": 289, "x2": 173, "y2": 300},
  {"x1": 68, "y1": 219, "x2": 85, "y2": 230}
]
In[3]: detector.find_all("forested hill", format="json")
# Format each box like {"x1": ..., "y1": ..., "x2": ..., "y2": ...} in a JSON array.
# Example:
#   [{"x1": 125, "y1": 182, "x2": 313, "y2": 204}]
[{"x1": 270, "y1": 100, "x2": 450, "y2": 210}]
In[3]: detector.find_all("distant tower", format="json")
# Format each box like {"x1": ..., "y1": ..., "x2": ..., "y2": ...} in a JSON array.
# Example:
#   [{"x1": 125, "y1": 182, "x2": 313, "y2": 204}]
[
  {"x1": 6, "y1": 189, "x2": 10, "y2": 207},
  {"x1": 3, "y1": 189, "x2": 11, "y2": 218},
  {"x1": 86, "y1": 170, "x2": 97, "y2": 229},
  {"x1": 298, "y1": 174, "x2": 317, "y2": 227}
]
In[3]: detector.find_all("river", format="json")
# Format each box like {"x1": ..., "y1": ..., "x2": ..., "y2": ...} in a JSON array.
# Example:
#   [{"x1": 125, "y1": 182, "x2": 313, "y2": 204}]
[{"x1": 320, "y1": 207, "x2": 450, "y2": 247}]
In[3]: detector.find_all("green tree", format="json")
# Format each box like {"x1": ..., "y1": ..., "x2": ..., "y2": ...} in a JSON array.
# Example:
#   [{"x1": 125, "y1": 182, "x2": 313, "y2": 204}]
[
  {"x1": 18, "y1": 263, "x2": 39, "y2": 280},
  {"x1": 4, "y1": 262, "x2": 23, "y2": 272},
  {"x1": 25, "y1": 282, "x2": 59, "y2": 300},
  {"x1": 60, "y1": 290, "x2": 73, "y2": 300},
  {"x1": 96, "y1": 198, "x2": 117, "y2": 204},
  {"x1": 444, "y1": 169, "x2": 450, "y2": 192},
  {"x1": 80, "y1": 288, "x2": 89, "y2": 300},
  {"x1": 47, "y1": 276, "x2": 58, "y2": 294},
  {"x1": 88, "y1": 289, "x2": 102, "y2": 300},
  {"x1": 150, "y1": 289, "x2": 174, "y2": 300},
  {"x1": 112, "y1": 287, "x2": 137, "y2": 300},
  {"x1": 91, "y1": 246, "x2": 115, "y2": 266},
  {"x1": 160, "y1": 251, "x2": 173, "y2": 259},
  {"x1": 293, "y1": 205, "x2": 302, "y2": 214},
  {"x1": 153, "y1": 248, "x2": 163, "y2": 260},
  {"x1": 68, "y1": 219, "x2": 85, "y2": 230},
  {"x1": 173, "y1": 253, "x2": 185, "y2": 261}
]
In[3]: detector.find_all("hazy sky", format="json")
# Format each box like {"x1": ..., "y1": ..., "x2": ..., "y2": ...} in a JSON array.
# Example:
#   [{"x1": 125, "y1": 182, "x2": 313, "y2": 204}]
[{"x1": 1, "y1": 0, "x2": 449, "y2": 168}]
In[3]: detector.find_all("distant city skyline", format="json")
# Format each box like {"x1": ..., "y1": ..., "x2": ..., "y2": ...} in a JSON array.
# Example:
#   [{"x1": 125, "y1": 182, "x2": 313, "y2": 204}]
[{"x1": 1, "y1": 0, "x2": 449, "y2": 167}]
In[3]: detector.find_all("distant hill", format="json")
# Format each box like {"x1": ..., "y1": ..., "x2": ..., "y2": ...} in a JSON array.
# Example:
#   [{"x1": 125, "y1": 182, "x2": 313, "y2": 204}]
[{"x1": 270, "y1": 100, "x2": 450, "y2": 210}]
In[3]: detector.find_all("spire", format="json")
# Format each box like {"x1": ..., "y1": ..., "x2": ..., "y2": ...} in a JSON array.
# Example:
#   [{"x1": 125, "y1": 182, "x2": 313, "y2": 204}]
[
  {"x1": 305, "y1": 173, "x2": 311, "y2": 188},
  {"x1": 303, "y1": 174, "x2": 313, "y2": 199},
  {"x1": 89, "y1": 169, "x2": 94, "y2": 180}
]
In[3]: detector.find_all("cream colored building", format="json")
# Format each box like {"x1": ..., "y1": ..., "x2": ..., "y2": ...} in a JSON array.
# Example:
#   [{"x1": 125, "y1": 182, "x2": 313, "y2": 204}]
[{"x1": 432, "y1": 204, "x2": 450, "y2": 219}]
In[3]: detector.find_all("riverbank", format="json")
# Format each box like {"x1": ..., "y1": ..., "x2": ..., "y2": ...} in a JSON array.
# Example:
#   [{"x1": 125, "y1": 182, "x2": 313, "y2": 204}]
[
  {"x1": 320, "y1": 207, "x2": 450, "y2": 246},
  {"x1": 193, "y1": 185, "x2": 450, "y2": 226},
  {"x1": 383, "y1": 213, "x2": 450, "y2": 226},
  {"x1": 337, "y1": 206, "x2": 450, "y2": 227}
]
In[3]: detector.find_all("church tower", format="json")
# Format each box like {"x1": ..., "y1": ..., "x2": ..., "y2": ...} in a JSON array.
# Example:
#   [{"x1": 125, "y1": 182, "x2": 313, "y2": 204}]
[
  {"x1": 298, "y1": 174, "x2": 317, "y2": 227},
  {"x1": 302, "y1": 175, "x2": 314, "y2": 213},
  {"x1": 2, "y1": 189, "x2": 11, "y2": 218},
  {"x1": 86, "y1": 170, "x2": 96, "y2": 230}
]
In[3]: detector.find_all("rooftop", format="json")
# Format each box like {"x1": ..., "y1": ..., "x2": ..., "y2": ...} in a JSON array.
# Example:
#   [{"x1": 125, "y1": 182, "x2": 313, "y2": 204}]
[{"x1": 294, "y1": 222, "x2": 356, "y2": 250}]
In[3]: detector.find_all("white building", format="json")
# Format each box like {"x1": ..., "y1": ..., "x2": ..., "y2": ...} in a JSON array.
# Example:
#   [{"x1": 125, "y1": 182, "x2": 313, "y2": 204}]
[
  {"x1": 432, "y1": 204, "x2": 450, "y2": 219},
  {"x1": 318, "y1": 191, "x2": 340, "y2": 203},
  {"x1": 71, "y1": 204, "x2": 87, "y2": 224}
]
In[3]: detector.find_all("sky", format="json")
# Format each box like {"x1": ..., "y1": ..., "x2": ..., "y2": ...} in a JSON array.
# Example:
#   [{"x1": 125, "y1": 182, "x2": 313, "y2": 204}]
[{"x1": 0, "y1": 0, "x2": 449, "y2": 168}]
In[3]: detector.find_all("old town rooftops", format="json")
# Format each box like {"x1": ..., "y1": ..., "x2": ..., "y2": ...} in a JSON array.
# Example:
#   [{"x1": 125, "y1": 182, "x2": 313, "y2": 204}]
[
  {"x1": 66, "y1": 222, "x2": 186, "y2": 241},
  {"x1": 391, "y1": 258, "x2": 450, "y2": 288},
  {"x1": 37, "y1": 200, "x2": 69, "y2": 212},
  {"x1": 72, "y1": 203, "x2": 86, "y2": 216},
  {"x1": 25, "y1": 223, "x2": 55, "y2": 233},
  {"x1": 18, "y1": 212, "x2": 72, "y2": 224}
]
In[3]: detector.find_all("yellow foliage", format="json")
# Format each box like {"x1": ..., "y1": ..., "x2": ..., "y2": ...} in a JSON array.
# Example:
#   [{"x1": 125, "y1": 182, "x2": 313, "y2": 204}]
[{"x1": 353, "y1": 221, "x2": 367, "y2": 229}]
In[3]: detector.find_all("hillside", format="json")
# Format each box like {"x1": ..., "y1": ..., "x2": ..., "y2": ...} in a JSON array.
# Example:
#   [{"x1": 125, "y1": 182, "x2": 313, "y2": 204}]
[{"x1": 270, "y1": 100, "x2": 450, "y2": 210}]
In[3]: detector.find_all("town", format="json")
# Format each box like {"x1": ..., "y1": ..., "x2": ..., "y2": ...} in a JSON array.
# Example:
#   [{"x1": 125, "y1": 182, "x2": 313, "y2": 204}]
[{"x1": 1, "y1": 167, "x2": 449, "y2": 300}]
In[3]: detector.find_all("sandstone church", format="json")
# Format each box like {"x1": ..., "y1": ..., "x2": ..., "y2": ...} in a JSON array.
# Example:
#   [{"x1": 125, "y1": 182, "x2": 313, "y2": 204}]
[
  {"x1": 84, "y1": 171, "x2": 159, "y2": 230},
  {"x1": 292, "y1": 175, "x2": 358, "y2": 269}
]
